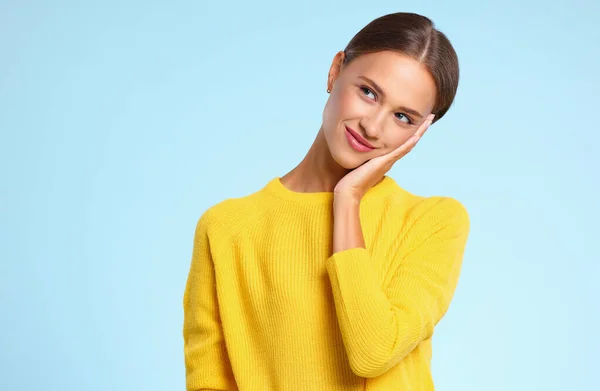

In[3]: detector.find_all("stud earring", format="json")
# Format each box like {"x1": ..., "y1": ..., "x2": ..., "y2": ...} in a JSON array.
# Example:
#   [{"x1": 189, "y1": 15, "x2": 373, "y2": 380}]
[{"x1": 327, "y1": 88, "x2": 331, "y2": 93}]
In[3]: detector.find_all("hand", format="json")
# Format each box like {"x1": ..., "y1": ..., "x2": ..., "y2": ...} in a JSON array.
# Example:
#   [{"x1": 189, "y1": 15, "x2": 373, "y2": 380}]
[{"x1": 333, "y1": 114, "x2": 434, "y2": 201}]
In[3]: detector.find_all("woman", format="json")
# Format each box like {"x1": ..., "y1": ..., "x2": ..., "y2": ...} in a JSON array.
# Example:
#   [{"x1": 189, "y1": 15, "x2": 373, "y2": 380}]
[{"x1": 183, "y1": 12, "x2": 470, "y2": 391}]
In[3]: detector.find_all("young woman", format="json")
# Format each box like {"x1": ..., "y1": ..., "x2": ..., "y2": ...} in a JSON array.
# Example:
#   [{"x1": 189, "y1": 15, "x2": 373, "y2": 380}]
[{"x1": 183, "y1": 12, "x2": 470, "y2": 391}]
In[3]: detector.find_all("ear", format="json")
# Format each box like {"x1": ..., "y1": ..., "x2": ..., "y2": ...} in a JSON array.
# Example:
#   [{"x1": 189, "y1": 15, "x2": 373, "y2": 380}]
[{"x1": 327, "y1": 51, "x2": 346, "y2": 92}]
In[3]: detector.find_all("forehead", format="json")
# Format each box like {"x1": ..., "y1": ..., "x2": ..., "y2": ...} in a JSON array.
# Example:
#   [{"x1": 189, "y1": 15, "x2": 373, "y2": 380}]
[{"x1": 344, "y1": 51, "x2": 436, "y2": 112}]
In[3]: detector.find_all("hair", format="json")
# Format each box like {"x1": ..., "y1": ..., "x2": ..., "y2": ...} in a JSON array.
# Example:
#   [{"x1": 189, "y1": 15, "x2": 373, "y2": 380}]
[{"x1": 342, "y1": 12, "x2": 459, "y2": 123}]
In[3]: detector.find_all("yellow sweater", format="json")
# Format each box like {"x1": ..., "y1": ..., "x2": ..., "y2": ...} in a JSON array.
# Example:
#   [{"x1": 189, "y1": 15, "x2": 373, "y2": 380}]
[{"x1": 183, "y1": 175, "x2": 470, "y2": 390}]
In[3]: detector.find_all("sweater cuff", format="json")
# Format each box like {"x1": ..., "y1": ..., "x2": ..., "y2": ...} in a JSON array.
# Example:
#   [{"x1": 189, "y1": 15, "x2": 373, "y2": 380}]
[
  {"x1": 324, "y1": 247, "x2": 388, "y2": 327},
  {"x1": 325, "y1": 247, "x2": 374, "y2": 281}
]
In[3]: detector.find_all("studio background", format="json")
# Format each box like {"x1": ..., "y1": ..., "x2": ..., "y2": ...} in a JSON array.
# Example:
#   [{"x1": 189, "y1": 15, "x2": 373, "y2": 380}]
[{"x1": 1, "y1": 1, "x2": 598, "y2": 390}]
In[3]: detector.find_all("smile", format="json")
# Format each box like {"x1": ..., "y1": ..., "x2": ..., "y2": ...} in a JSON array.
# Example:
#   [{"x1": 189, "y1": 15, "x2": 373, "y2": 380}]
[{"x1": 345, "y1": 126, "x2": 375, "y2": 152}]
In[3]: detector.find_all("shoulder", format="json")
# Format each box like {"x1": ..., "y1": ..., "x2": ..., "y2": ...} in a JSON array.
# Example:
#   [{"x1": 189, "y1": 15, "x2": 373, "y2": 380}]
[
  {"x1": 414, "y1": 196, "x2": 468, "y2": 221},
  {"x1": 384, "y1": 183, "x2": 469, "y2": 234},
  {"x1": 194, "y1": 185, "x2": 278, "y2": 250},
  {"x1": 407, "y1": 196, "x2": 470, "y2": 238}
]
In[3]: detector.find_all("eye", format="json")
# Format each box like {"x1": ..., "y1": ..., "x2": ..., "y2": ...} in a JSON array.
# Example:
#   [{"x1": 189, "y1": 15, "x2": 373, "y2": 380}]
[
  {"x1": 394, "y1": 113, "x2": 413, "y2": 125},
  {"x1": 359, "y1": 85, "x2": 413, "y2": 125},
  {"x1": 359, "y1": 86, "x2": 376, "y2": 100}
]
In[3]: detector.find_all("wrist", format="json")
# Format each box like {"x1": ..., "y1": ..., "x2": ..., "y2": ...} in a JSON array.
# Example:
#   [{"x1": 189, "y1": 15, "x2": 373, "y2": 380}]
[{"x1": 333, "y1": 194, "x2": 361, "y2": 210}]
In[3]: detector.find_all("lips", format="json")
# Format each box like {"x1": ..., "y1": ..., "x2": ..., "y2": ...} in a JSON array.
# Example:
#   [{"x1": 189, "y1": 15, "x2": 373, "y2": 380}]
[
  {"x1": 345, "y1": 126, "x2": 375, "y2": 153},
  {"x1": 345, "y1": 126, "x2": 375, "y2": 148}
]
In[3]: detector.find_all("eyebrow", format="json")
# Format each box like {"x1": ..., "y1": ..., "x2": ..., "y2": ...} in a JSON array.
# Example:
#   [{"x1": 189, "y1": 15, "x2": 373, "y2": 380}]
[{"x1": 358, "y1": 75, "x2": 424, "y2": 120}]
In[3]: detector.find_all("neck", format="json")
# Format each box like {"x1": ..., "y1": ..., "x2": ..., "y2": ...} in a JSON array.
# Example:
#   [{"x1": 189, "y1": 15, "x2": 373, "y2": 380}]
[{"x1": 280, "y1": 127, "x2": 352, "y2": 193}]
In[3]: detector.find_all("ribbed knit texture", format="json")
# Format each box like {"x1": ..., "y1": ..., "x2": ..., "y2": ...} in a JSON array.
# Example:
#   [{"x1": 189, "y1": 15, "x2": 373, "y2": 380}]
[{"x1": 183, "y1": 175, "x2": 470, "y2": 391}]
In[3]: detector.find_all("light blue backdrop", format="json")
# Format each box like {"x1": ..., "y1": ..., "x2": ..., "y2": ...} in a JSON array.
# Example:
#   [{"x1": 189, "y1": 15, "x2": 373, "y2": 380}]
[{"x1": 2, "y1": 1, "x2": 598, "y2": 390}]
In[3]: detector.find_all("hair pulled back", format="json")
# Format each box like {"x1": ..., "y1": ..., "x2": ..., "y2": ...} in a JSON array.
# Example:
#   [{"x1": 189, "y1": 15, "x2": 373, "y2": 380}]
[{"x1": 343, "y1": 12, "x2": 459, "y2": 123}]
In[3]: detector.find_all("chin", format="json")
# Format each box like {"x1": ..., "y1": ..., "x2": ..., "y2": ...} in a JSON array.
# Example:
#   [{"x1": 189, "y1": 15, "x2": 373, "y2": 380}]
[{"x1": 329, "y1": 148, "x2": 367, "y2": 170}]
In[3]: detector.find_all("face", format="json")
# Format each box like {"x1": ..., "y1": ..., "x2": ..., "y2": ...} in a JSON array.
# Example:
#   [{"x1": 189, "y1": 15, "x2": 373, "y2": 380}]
[{"x1": 322, "y1": 50, "x2": 437, "y2": 169}]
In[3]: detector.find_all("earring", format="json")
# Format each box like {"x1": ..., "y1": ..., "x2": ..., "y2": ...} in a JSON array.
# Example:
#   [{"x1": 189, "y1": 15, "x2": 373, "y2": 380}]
[{"x1": 327, "y1": 88, "x2": 331, "y2": 93}]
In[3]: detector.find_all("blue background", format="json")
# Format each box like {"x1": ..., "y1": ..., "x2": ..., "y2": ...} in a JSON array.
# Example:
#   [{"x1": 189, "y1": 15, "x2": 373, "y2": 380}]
[{"x1": 2, "y1": 1, "x2": 598, "y2": 390}]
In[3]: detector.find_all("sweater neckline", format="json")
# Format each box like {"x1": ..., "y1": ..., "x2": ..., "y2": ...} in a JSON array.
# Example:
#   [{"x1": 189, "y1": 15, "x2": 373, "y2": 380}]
[{"x1": 264, "y1": 175, "x2": 398, "y2": 204}]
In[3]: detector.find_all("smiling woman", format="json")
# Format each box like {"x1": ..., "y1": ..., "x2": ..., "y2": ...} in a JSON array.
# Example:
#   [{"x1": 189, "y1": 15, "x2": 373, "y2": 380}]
[
  {"x1": 324, "y1": 50, "x2": 439, "y2": 171},
  {"x1": 183, "y1": 12, "x2": 468, "y2": 391}
]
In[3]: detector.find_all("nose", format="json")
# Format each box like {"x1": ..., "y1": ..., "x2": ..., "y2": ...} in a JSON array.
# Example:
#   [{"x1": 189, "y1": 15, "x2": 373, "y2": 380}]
[{"x1": 359, "y1": 107, "x2": 386, "y2": 140}]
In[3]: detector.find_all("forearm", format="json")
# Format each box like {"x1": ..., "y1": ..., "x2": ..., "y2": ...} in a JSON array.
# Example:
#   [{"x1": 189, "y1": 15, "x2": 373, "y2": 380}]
[
  {"x1": 330, "y1": 196, "x2": 402, "y2": 377},
  {"x1": 332, "y1": 196, "x2": 364, "y2": 253},
  {"x1": 326, "y1": 196, "x2": 469, "y2": 377}
]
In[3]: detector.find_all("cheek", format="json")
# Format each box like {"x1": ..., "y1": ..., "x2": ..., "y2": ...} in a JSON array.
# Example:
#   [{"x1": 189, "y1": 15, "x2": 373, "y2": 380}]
[
  {"x1": 323, "y1": 89, "x2": 362, "y2": 126},
  {"x1": 322, "y1": 97, "x2": 337, "y2": 128},
  {"x1": 337, "y1": 90, "x2": 366, "y2": 118},
  {"x1": 384, "y1": 129, "x2": 414, "y2": 150}
]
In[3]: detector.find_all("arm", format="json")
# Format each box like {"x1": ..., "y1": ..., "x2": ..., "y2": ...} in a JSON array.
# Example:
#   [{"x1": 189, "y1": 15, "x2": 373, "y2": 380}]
[
  {"x1": 326, "y1": 197, "x2": 470, "y2": 378},
  {"x1": 183, "y1": 215, "x2": 237, "y2": 391}
]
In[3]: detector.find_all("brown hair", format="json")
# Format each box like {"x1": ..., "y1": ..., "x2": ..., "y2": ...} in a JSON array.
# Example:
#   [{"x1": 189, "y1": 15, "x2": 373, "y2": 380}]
[{"x1": 342, "y1": 12, "x2": 459, "y2": 123}]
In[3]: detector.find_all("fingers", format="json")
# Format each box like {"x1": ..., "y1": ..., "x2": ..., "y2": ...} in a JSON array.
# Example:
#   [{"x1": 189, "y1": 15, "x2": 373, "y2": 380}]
[{"x1": 414, "y1": 114, "x2": 435, "y2": 138}]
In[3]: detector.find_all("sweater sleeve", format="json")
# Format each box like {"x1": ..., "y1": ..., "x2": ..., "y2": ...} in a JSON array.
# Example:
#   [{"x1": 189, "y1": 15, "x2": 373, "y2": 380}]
[
  {"x1": 324, "y1": 197, "x2": 470, "y2": 378},
  {"x1": 183, "y1": 215, "x2": 237, "y2": 391}
]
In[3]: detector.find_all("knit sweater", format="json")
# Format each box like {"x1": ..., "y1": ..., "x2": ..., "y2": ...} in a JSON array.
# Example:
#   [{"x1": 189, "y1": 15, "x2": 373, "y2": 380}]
[{"x1": 183, "y1": 175, "x2": 470, "y2": 391}]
